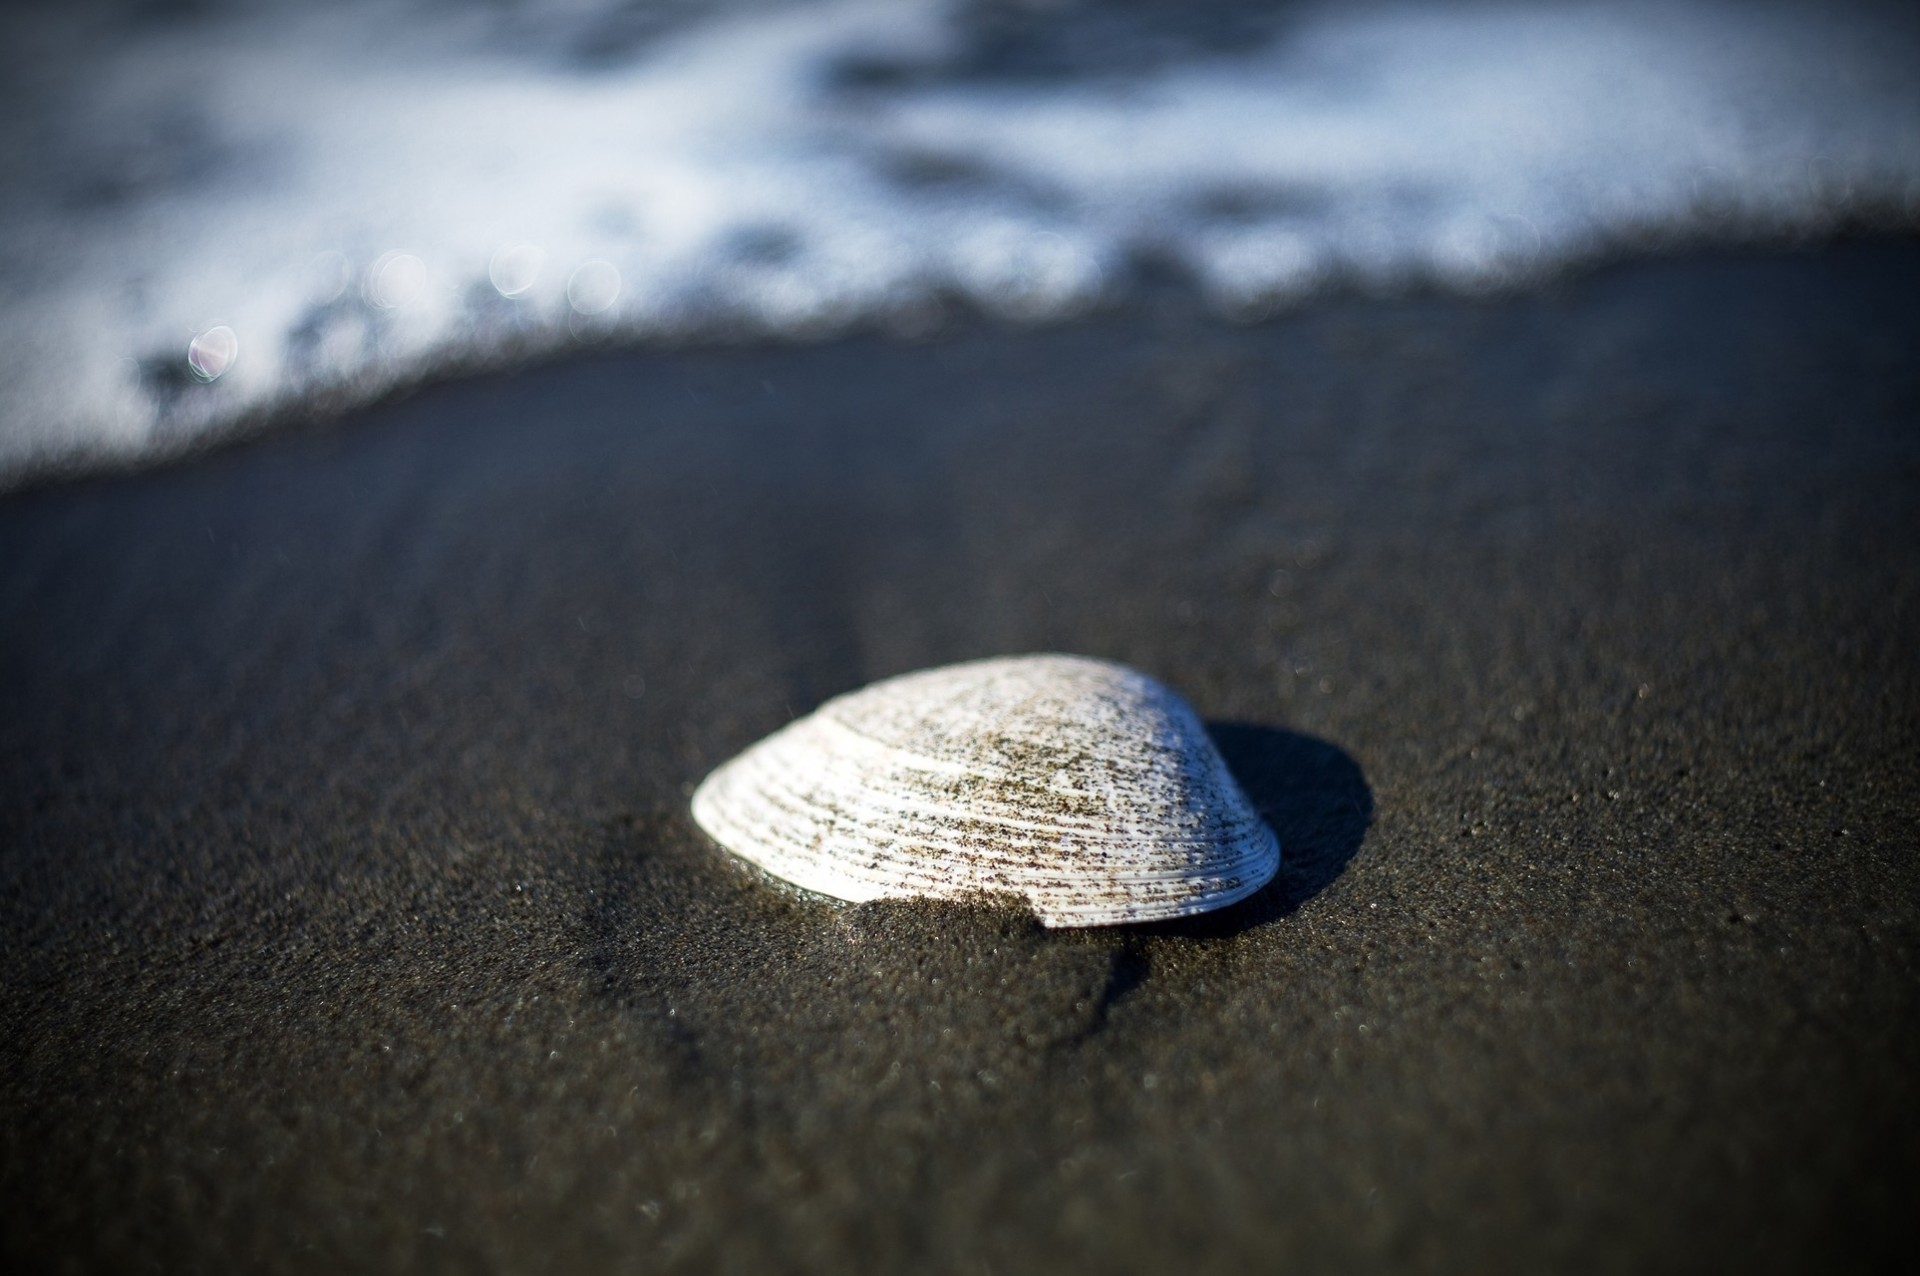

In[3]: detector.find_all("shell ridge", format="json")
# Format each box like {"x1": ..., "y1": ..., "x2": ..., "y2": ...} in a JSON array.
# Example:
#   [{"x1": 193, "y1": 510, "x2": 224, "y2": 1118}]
[{"x1": 734, "y1": 714, "x2": 1256, "y2": 843}]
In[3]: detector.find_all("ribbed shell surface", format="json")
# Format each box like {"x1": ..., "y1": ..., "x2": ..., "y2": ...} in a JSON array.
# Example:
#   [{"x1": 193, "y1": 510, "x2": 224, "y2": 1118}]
[{"x1": 690, "y1": 654, "x2": 1280, "y2": 927}]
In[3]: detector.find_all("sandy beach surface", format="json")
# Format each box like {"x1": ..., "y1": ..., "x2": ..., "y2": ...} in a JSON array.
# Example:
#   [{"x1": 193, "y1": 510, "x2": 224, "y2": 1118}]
[{"x1": 3, "y1": 243, "x2": 1917, "y2": 1272}]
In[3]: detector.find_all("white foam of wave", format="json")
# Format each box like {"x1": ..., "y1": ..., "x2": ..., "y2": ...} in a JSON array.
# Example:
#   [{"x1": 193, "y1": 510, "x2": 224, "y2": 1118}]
[{"x1": 2, "y1": 0, "x2": 1917, "y2": 482}]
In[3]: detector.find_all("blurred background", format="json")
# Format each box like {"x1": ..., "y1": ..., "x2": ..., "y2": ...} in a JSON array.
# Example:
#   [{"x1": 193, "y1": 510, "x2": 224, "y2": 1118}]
[{"x1": 2, "y1": 0, "x2": 1918, "y2": 481}]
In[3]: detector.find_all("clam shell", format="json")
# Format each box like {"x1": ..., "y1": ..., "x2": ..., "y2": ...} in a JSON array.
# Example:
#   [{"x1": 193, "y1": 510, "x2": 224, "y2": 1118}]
[{"x1": 690, "y1": 654, "x2": 1280, "y2": 927}]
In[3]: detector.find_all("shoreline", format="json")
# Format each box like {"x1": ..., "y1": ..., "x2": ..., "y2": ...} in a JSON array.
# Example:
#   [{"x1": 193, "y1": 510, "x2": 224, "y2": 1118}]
[{"x1": 5, "y1": 232, "x2": 1916, "y2": 501}]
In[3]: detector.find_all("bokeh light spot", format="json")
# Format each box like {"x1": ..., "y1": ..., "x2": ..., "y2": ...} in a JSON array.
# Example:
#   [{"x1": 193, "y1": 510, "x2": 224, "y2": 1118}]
[
  {"x1": 365, "y1": 252, "x2": 427, "y2": 309},
  {"x1": 567, "y1": 260, "x2": 622, "y2": 315},
  {"x1": 489, "y1": 243, "x2": 546, "y2": 298},
  {"x1": 186, "y1": 326, "x2": 239, "y2": 382}
]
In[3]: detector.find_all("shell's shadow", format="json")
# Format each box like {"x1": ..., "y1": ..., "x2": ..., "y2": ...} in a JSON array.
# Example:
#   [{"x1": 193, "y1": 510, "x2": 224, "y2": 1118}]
[{"x1": 1145, "y1": 722, "x2": 1372, "y2": 938}]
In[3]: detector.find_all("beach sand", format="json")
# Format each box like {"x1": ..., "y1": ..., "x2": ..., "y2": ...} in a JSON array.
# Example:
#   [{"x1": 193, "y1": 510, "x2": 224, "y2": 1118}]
[{"x1": 3, "y1": 243, "x2": 1917, "y2": 1272}]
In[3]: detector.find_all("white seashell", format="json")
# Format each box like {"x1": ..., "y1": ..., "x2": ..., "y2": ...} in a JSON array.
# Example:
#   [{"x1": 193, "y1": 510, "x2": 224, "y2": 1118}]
[{"x1": 690, "y1": 654, "x2": 1280, "y2": 927}]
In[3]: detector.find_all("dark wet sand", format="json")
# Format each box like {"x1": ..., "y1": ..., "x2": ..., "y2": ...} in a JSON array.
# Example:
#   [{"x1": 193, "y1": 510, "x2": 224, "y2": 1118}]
[{"x1": 3, "y1": 244, "x2": 1918, "y2": 1273}]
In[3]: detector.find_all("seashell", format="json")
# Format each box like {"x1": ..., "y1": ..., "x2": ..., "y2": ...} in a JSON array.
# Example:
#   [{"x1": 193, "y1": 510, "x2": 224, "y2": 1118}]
[{"x1": 690, "y1": 654, "x2": 1280, "y2": 927}]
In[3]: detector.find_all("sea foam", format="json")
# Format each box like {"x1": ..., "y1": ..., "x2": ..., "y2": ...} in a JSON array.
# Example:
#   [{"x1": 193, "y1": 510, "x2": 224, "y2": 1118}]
[{"x1": 2, "y1": 0, "x2": 1917, "y2": 483}]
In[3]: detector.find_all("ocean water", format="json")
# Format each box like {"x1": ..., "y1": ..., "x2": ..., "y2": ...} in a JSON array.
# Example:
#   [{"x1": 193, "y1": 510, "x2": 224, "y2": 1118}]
[{"x1": 2, "y1": 0, "x2": 1917, "y2": 484}]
